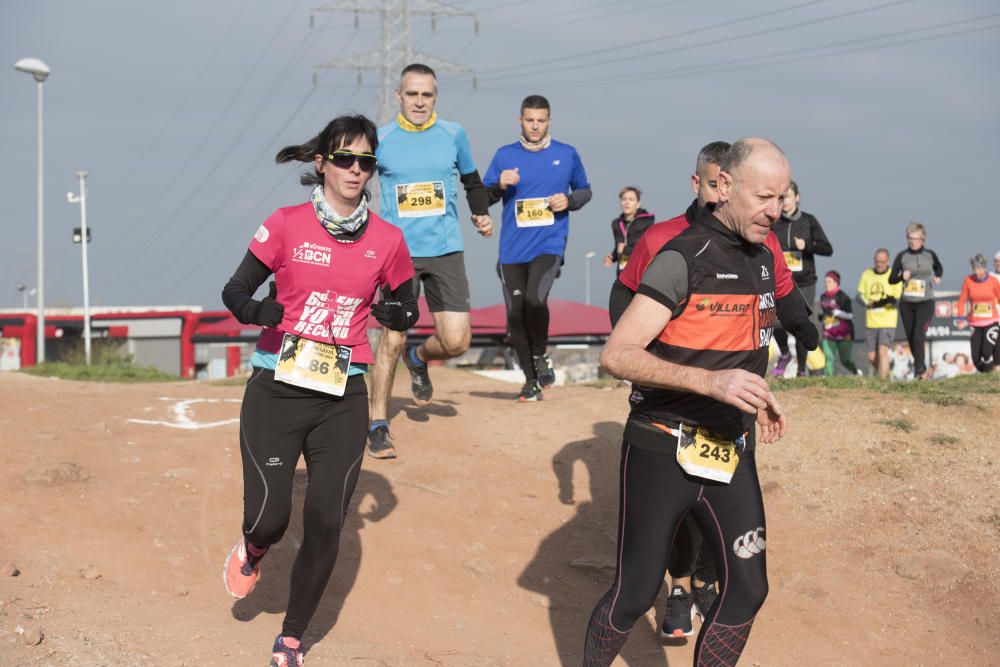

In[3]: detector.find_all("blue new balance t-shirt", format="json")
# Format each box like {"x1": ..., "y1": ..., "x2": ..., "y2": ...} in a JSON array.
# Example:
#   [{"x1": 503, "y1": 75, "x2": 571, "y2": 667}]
[
  {"x1": 483, "y1": 140, "x2": 589, "y2": 264},
  {"x1": 376, "y1": 119, "x2": 477, "y2": 258}
]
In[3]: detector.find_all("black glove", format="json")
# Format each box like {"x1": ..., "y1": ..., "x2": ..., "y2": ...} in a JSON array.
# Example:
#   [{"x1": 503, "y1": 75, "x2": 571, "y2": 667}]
[
  {"x1": 371, "y1": 298, "x2": 418, "y2": 332},
  {"x1": 250, "y1": 281, "x2": 284, "y2": 327},
  {"x1": 786, "y1": 315, "x2": 820, "y2": 351}
]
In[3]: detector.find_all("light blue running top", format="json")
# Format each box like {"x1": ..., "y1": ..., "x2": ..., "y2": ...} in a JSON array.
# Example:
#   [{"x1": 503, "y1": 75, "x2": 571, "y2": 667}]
[{"x1": 376, "y1": 118, "x2": 477, "y2": 258}]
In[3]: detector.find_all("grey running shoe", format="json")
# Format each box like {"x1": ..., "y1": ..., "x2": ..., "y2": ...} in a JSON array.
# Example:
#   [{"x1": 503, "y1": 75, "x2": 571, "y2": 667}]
[
  {"x1": 692, "y1": 580, "x2": 719, "y2": 622},
  {"x1": 533, "y1": 354, "x2": 556, "y2": 388},
  {"x1": 660, "y1": 585, "x2": 695, "y2": 638},
  {"x1": 366, "y1": 425, "x2": 397, "y2": 459},
  {"x1": 403, "y1": 345, "x2": 433, "y2": 405},
  {"x1": 517, "y1": 380, "x2": 543, "y2": 402}
]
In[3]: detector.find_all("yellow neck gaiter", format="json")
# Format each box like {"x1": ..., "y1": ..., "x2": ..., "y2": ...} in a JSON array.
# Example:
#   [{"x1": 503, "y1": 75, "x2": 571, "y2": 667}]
[{"x1": 397, "y1": 111, "x2": 438, "y2": 132}]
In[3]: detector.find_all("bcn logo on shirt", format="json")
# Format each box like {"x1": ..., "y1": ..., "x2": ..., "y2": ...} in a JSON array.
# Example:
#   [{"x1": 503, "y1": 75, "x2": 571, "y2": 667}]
[{"x1": 292, "y1": 242, "x2": 333, "y2": 267}]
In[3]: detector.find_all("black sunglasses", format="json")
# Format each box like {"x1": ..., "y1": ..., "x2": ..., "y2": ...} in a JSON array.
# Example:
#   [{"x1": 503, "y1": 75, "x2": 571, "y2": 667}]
[{"x1": 327, "y1": 151, "x2": 377, "y2": 172}]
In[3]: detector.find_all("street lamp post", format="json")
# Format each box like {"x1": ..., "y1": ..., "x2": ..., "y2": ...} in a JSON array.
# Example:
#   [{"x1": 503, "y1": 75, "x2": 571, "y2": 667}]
[
  {"x1": 68, "y1": 171, "x2": 92, "y2": 365},
  {"x1": 15, "y1": 57, "x2": 51, "y2": 363},
  {"x1": 584, "y1": 251, "x2": 597, "y2": 306}
]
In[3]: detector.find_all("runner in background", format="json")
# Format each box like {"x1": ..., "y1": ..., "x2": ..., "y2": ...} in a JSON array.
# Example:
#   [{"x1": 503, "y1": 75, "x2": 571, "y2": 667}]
[
  {"x1": 819, "y1": 270, "x2": 860, "y2": 376},
  {"x1": 770, "y1": 181, "x2": 833, "y2": 377},
  {"x1": 857, "y1": 248, "x2": 903, "y2": 378},
  {"x1": 956, "y1": 254, "x2": 1000, "y2": 373},
  {"x1": 484, "y1": 94, "x2": 592, "y2": 401},
  {"x1": 604, "y1": 187, "x2": 654, "y2": 276},
  {"x1": 888, "y1": 222, "x2": 943, "y2": 380},
  {"x1": 991, "y1": 251, "x2": 1000, "y2": 284},
  {"x1": 583, "y1": 138, "x2": 790, "y2": 667},
  {"x1": 220, "y1": 115, "x2": 418, "y2": 666},
  {"x1": 368, "y1": 63, "x2": 494, "y2": 458},
  {"x1": 607, "y1": 140, "x2": 816, "y2": 641}
]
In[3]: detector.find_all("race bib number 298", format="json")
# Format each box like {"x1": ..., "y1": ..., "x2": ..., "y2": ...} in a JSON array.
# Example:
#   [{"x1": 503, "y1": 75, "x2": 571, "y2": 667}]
[{"x1": 396, "y1": 181, "x2": 446, "y2": 218}]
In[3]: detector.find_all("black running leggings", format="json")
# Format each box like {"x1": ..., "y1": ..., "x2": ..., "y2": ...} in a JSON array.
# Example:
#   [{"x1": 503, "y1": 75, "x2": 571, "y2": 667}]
[
  {"x1": 583, "y1": 438, "x2": 768, "y2": 667},
  {"x1": 500, "y1": 255, "x2": 562, "y2": 380},
  {"x1": 971, "y1": 324, "x2": 999, "y2": 372},
  {"x1": 899, "y1": 299, "x2": 935, "y2": 375},
  {"x1": 239, "y1": 368, "x2": 369, "y2": 639}
]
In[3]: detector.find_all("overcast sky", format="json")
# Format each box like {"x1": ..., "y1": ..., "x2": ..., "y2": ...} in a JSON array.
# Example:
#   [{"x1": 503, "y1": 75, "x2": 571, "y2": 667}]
[{"x1": 2, "y1": 0, "x2": 998, "y2": 312}]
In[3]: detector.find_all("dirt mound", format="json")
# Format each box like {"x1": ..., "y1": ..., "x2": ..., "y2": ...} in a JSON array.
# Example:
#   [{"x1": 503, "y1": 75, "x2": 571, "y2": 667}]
[{"x1": 0, "y1": 370, "x2": 997, "y2": 665}]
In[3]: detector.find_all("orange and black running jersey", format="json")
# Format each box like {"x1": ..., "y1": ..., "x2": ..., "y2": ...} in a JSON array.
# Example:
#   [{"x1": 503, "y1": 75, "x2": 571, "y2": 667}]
[{"x1": 626, "y1": 211, "x2": 777, "y2": 448}]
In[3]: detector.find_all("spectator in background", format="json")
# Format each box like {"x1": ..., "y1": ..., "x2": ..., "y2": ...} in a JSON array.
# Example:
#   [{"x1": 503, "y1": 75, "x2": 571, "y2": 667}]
[
  {"x1": 889, "y1": 222, "x2": 943, "y2": 380},
  {"x1": 956, "y1": 253, "x2": 1000, "y2": 373},
  {"x1": 857, "y1": 248, "x2": 903, "y2": 378},
  {"x1": 819, "y1": 271, "x2": 860, "y2": 376},
  {"x1": 771, "y1": 181, "x2": 833, "y2": 376},
  {"x1": 604, "y1": 186, "x2": 655, "y2": 275}
]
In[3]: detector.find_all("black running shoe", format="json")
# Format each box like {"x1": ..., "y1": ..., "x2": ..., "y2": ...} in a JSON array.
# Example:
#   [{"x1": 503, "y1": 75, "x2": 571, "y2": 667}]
[
  {"x1": 692, "y1": 580, "x2": 718, "y2": 622},
  {"x1": 366, "y1": 425, "x2": 397, "y2": 459},
  {"x1": 403, "y1": 344, "x2": 433, "y2": 405},
  {"x1": 661, "y1": 585, "x2": 695, "y2": 638},
  {"x1": 517, "y1": 380, "x2": 543, "y2": 402},
  {"x1": 533, "y1": 354, "x2": 556, "y2": 388}
]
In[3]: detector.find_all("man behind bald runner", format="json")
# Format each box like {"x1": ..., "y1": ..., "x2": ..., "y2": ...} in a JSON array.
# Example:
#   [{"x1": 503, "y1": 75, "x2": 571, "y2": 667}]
[{"x1": 583, "y1": 138, "x2": 791, "y2": 667}]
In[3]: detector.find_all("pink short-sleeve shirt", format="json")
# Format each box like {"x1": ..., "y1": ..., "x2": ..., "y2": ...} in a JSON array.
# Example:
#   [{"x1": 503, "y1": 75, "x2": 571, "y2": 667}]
[{"x1": 249, "y1": 202, "x2": 414, "y2": 364}]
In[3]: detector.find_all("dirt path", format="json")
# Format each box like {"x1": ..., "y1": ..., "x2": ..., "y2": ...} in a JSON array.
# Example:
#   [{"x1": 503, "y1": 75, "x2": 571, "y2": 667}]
[{"x1": 1, "y1": 370, "x2": 998, "y2": 666}]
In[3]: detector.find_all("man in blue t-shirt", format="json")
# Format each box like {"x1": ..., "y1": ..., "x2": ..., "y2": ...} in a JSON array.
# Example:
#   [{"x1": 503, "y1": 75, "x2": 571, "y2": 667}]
[
  {"x1": 484, "y1": 95, "x2": 592, "y2": 401},
  {"x1": 369, "y1": 63, "x2": 494, "y2": 459}
]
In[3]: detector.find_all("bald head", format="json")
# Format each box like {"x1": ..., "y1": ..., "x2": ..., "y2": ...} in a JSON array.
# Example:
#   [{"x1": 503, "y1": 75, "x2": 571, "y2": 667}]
[
  {"x1": 715, "y1": 137, "x2": 792, "y2": 243},
  {"x1": 720, "y1": 138, "x2": 789, "y2": 184}
]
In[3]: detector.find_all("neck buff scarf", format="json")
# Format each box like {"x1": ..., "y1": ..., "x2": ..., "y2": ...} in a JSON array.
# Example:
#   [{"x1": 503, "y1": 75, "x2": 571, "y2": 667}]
[
  {"x1": 519, "y1": 133, "x2": 552, "y2": 152},
  {"x1": 311, "y1": 185, "x2": 369, "y2": 236},
  {"x1": 397, "y1": 111, "x2": 438, "y2": 132}
]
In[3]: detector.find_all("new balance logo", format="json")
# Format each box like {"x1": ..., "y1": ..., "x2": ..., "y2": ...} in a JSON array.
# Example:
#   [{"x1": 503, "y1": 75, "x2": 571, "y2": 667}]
[{"x1": 733, "y1": 526, "x2": 766, "y2": 559}]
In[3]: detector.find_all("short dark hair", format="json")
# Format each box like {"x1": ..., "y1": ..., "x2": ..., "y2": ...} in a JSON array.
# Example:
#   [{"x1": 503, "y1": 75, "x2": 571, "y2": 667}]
[
  {"x1": 401, "y1": 63, "x2": 436, "y2": 79},
  {"x1": 695, "y1": 141, "x2": 730, "y2": 171},
  {"x1": 275, "y1": 114, "x2": 378, "y2": 187},
  {"x1": 619, "y1": 186, "x2": 641, "y2": 200},
  {"x1": 520, "y1": 95, "x2": 550, "y2": 113},
  {"x1": 788, "y1": 180, "x2": 799, "y2": 195}
]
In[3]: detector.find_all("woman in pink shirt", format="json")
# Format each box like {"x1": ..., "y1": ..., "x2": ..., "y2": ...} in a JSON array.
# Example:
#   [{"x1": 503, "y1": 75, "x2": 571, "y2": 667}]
[{"x1": 220, "y1": 115, "x2": 417, "y2": 666}]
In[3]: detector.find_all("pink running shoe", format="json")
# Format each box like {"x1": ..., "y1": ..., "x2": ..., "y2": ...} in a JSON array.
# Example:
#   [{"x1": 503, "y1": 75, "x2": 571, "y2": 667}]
[
  {"x1": 270, "y1": 635, "x2": 304, "y2": 666},
  {"x1": 223, "y1": 536, "x2": 266, "y2": 599},
  {"x1": 771, "y1": 353, "x2": 791, "y2": 377}
]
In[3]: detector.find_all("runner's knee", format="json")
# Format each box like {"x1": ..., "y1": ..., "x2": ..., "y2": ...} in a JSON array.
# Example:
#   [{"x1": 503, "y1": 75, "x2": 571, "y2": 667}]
[
  {"x1": 245, "y1": 512, "x2": 291, "y2": 547},
  {"x1": 438, "y1": 329, "x2": 470, "y2": 356}
]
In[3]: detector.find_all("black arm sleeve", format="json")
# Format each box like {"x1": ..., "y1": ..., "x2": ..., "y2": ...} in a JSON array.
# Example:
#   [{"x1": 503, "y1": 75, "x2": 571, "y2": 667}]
[
  {"x1": 930, "y1": 249, "x2": 944, "y2": 278},
  {"x1": 806, "y1": 218, "x2": 833, "y2": 256},
  {"x1": 222, "y1": 250, "x2": 272, "y2": 324},
  {"x1": 486, "y1": 183, "x2": 505, "y2": 207},
  {"x1": 460, "y1": 170, "x2": 490, "y2": 216},
  {"x1": 567, "y1": 187, "x2": 592, "y2": 211},
  {"x1": 888, "y1": 251, "x2": 905, "y2": 284},
  {"x1": 608, "y1": 279, "x2": 634, "y2": 328},
  {"x1": 776, "y1": 287, "x2": 819, "y2": 350}
]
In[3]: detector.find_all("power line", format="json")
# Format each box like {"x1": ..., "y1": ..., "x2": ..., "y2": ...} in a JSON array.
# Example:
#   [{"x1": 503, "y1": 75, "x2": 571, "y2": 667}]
[
  {"x1": 483, "y1": 0, "x2": 919, "y2": 83},
  {"x1": 107, "y1": 13, "x2": 354, "y2": 290},
  {"x1": 478, "y1": 0, "x2": 837, "y2": 76},
  {"x1": 100, "y1": 1, "x2": 304, "y2": 263},
  {"x1": 520, "y1": 15, "x2": 1000, "y2": 92}
]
